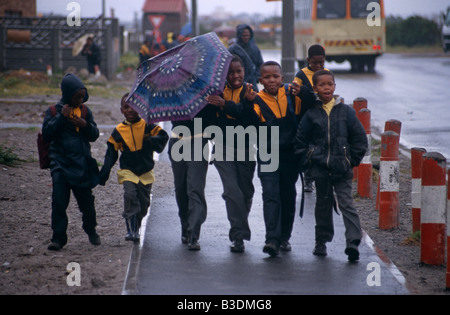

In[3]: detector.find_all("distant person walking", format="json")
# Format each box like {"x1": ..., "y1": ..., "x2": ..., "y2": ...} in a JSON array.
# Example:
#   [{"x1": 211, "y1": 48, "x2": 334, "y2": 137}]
[
  {"x1": 82, "y1": 37, "x2": 101, "y2": 74},
  {"x1": 228, "y1": 24, "x2": 264, "y2": 91}
]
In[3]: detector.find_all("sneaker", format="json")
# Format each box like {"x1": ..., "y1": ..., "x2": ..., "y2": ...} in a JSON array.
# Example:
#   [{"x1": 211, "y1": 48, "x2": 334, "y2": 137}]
[
  {"x1": 48, "y1": 241, "x2": 63, "y2": 251},
  {"x1": 188, "y1": 239, "x2": 201, "y2": 251},
  {"x1": 280, "y1": 241, "x2": 292, "y2": 252},
  {"x1": 313, "y1": 241, "x2": 327, "y2": 256},
  {"x1": 263, "y1": 241, "x2": 279, "y2": 257},
  {"x1": 230, "y1": 239, "x2": 245, "y2": 253},
  {"x1": 304, "y1": 180, "x2": 314, "y2": 193},
  {"x1": 345, "y1": 247, "x2": 360, "y2": 262},
  {"x1": 88, "y1": 233, "x2": 101, "y2": 246},
  {"x1": 181, "y1": 231, "x2": 189, "y2": 245}
]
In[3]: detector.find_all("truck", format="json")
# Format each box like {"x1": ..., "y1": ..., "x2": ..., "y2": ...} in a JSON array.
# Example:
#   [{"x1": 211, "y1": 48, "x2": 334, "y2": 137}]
[{"x1": 294, "y1": 0, "x2": 386, "y2": 73}]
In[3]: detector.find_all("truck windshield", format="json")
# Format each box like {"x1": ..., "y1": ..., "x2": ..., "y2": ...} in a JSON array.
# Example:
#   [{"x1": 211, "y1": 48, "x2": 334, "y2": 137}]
[
  {"x1": 317, "y1": 0, "x2": 346, "y2": 19},
  {"x1": 446, "y1": 12, "x2": 450, "y2": 26},
  {"x1": 351, "y1": 0, "x2": 381, "y2": 18}
]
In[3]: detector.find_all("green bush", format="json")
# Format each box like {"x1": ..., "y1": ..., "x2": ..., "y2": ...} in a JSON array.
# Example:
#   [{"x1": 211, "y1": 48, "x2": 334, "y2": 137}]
[{"x1": 386, "y1": 15, "x2": 441, "y2": 47}]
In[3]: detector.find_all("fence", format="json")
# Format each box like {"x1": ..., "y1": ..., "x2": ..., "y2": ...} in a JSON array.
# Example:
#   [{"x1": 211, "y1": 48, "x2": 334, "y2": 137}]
[{"x1": 0, "y1": 16, "x2": 121, "y2": 79}]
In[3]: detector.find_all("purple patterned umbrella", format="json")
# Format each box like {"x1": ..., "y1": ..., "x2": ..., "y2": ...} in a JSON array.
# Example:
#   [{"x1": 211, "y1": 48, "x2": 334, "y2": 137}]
[{"x1": 126, "y1": 32, "x2": 233, "y2": 124}]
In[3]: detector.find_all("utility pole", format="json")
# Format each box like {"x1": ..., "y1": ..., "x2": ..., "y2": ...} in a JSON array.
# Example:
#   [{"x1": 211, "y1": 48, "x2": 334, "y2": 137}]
[
  {"x1": 191, "y1": 0, "x2": 199, "y2": 37},
  {"x1": 281, "y1": 0, "x2": 295, "y2": 82},
  {"x1": 102, "y1": 0, "x2": 106, "y2": 27}
]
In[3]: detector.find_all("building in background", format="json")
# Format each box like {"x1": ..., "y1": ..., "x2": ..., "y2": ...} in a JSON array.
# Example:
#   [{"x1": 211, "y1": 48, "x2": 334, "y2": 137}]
[
  {"x1": 0, "y1": 0, "x2": 36, "y2": 17},
  {"x1": 142, "y1": 0, "x2": 188, "y2": 42}
]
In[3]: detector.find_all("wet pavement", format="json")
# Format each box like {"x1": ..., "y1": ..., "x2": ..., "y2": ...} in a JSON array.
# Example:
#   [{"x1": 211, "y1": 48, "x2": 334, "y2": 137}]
[{"x1": 125, "y1": 158, "x2": 410, "y2": 295}]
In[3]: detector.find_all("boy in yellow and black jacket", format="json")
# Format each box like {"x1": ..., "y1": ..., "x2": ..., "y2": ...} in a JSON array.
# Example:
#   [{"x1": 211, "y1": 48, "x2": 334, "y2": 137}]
[
  {"x1": 99, "y1": 93, "x2": 169, "y2": 242},
  {"x1": 243, "y1": 61, "x2": 315, "y2": 257}
]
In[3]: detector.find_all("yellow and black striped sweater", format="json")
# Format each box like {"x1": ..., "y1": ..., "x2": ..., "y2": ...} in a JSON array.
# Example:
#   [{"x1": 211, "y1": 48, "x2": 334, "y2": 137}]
[{"x1": 100, "y1": 119, "x2": 169, "y2": 183}]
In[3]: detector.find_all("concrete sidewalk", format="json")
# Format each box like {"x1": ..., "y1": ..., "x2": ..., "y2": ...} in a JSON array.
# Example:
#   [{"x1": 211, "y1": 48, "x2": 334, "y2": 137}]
[{"x1": 124, "y1": 161, "x2": 410, "y2": 295}]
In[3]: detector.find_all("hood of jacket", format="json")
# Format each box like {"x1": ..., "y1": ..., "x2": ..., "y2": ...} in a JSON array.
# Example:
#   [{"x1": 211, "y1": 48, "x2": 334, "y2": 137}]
[
  {"x1": 236, "y1": 24, "x2": 255, "y2": 46},
  {"x1": 60, "y1": 73, "x2": 89, "y2": 105}
]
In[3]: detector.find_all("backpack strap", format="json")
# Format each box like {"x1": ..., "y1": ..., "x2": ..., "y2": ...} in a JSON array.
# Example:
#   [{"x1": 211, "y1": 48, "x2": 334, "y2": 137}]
[
  {"x1": 49, "y1": 105, "x2": 57, "y2": 117},
  {"x1": 80, "y1": 104, "x2": 88, "y2": 119}
]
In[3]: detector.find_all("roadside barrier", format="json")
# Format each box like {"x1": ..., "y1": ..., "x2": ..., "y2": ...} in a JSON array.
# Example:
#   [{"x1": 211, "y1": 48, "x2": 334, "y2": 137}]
[
  {"x1": 378, "y1": 131, "x2": 400, "y2": 229},
  {"x1": 353, "y1": 97, "x2": 368, "y2": 119},
  {"x1": 357, "y1": 108, "x2": 372, "y2": 198},
  {"x1": 420, "y1": 152, "x2": 446, "y2": 266},
  {"x1": 411, "y1": 148, "x2": 427, "y2": 233},
  {"x1": 376, "y1": 120, "x2": 402, "y2": 211},
  {"x1": 384, "y1": 119, "x2": 402, "y2": 136},
  {"x1": 353, "y1": 98, "x2": 368, "y2": 181},
  {"x1": 447, "y1": 168, "x2": 450, "y2": 290}
]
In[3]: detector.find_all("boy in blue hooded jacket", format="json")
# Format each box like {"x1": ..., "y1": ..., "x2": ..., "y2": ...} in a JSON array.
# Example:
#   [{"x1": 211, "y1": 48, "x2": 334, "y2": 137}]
[{"x1": 42, "y1": 74, "x2": 100, "y2": 251}]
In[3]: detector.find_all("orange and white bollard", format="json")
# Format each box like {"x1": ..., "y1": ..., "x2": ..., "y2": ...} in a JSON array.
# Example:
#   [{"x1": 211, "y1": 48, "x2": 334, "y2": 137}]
[
  {"x1": 94, "y1": 65, "x2": 101, "y2": 77},
  {"x1": 353, "y1": 98, "x2": 368, "y2": 181},
  {"x1": 420, "y1": 152, "x2": 446, "y2": 266},
  {"x1": 357, "y1": 108, "x2": 372, "y2": 198},
  {"x1": 353, "y1": 97, "x2": 368, "y2": 120},
  {"x1": 46, "y1": 65, "x2": 53, "y2": 76},
  {"x1": 411, "y1": 147, "x2": 427, "y2": 233},
  {"x1": 378, "y1": 131, "x2": 400, "y2": 230},
  {"x1": 447, "y1": 168, "x2": 450, "y2": 290},
  {"x1": 384, "y1": 119, "x2": 402, "y2": 136}
]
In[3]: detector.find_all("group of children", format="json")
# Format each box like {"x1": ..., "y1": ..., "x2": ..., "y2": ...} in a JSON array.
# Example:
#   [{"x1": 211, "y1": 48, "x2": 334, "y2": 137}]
[{"x1": 42, "y1": 45, "x2": 367, "y2": 262}]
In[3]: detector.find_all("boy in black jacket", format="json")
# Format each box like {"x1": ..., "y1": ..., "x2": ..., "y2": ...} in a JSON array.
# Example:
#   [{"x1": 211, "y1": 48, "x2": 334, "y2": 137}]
[
  {"x1": 43, "y1": 73, "x2": 100, "y2": 251},
  {"x1": 295, "y1": 70, "x2": 368, "y2": 262},
  {"x1": 99, "y1": 93, "x2": 169, "y2": 242}
]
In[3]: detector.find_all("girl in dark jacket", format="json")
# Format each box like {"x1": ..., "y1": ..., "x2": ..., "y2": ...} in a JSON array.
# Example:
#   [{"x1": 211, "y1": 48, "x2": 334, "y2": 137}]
[
  {"x1": 42, "y1": 74, "x2": 100, "y2": 251},
  {"x1": 295, "y1": 70, "x2": 368, "y2": 262}
]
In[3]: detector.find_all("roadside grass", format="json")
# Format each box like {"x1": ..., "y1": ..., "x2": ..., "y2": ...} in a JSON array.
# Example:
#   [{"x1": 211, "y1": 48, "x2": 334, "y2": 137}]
[{"x1": 0, "y1": 143, "x2": 24, "y2": 167}]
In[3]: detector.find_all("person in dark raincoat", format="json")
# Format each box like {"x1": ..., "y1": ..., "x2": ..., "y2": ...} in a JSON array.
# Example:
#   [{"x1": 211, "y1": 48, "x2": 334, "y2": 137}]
[
  {"x1": 82, "y1": 37, "x2": 101, "y2": 74},
  {"x1": 228, "y1": 24, "x2": 264, "y2": 91},
  {"x1": 42, "y1": 73, "x2": 100, "y2": 251}
]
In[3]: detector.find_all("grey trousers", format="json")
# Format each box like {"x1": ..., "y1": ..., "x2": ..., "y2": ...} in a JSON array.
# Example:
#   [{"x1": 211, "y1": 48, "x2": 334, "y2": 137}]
[
  {"x1": 214, "y1": 160, "x2": 256, "y2": 242},
  {"x1": 314, "y1": 176, "x2": 362, "y2": 249},
  {"x1": 169, "y1": 138, "x2": 209, "y2": 242},
  {"x1": 123, "y1": 181, "x2": 152, "y2": 223}
]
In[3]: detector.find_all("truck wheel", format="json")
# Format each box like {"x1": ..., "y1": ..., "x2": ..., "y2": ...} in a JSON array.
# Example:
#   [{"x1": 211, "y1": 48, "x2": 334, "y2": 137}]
[{"x1": 366, "y1": 56, "x2": 376, "y2": 73}]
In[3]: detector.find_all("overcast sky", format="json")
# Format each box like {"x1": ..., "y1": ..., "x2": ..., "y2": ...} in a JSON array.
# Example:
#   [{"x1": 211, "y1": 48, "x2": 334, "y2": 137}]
[{"x1": 37, "y1": 0, "x2": 450, "y2": 22}]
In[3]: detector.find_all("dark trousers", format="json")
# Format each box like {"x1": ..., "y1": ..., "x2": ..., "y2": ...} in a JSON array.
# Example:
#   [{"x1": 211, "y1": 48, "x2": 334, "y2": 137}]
[
  {"x1": 169, "y1": 138, "x2": 209, "y2": 242},
  {"x1": 214, "y1": 160, "x2": 256, "y2": 242},
  {"x1": 123, "y1": 181, "x2": 152, "y2": 226},
  {"x1": 314, "y1": 176, "x2": 362, "y2": 249},
  {"x1": 51, "y1": 170, "x2": 97, "y2": 246},
  {"x1": 258, "y1": 159, "x2": 299, "y2": 245}
]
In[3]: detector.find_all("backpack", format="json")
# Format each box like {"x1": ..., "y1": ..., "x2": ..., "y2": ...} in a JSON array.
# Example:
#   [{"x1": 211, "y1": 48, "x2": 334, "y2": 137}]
[{"x1": 37, "y1": 105, "x2": 88, "y2": 169}]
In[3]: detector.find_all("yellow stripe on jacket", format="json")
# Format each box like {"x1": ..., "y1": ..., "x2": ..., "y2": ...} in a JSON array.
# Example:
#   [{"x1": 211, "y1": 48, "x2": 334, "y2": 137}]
[{"x1": 254, "y1": 86, "x2": 301, "y2": 123}]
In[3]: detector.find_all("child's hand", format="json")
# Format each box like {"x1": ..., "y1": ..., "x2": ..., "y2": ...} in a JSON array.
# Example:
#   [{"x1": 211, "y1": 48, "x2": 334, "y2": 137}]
[
  {"x1": 61, "y1": 104, "x2": 72, "y2": 118},
  {"x1": 206, "y1": 95, "x2": 225, "y2": 108},
  {"x1": 68, "y1": 115, "x2": 87, "y2": 129},
  {"x1": 289, "y1": 81, "x2": 301, "y2": 96},
  {"x1": 244, "y1": 83, "x2": 257, "y2": 101}
]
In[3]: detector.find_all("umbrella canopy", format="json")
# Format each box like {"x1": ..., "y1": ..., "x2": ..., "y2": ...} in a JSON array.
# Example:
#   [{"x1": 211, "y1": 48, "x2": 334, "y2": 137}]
[
  {"x1": 72, "y1": 33, "x2": 94, "y2": 57},
  {"x1": 126, "y1": 32, "x2": 233, "y2": 124}
]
